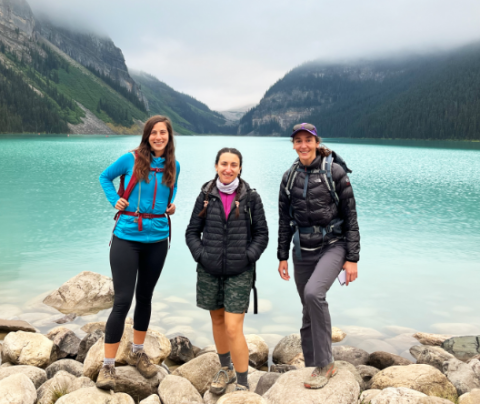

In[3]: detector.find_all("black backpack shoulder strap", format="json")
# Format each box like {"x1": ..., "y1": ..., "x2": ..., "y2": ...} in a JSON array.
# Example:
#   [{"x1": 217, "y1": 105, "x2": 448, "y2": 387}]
[
  {"x1": 323, "y1": 153, "x2": 340, "y2": 207},
  {"x1": 244, "y1": 188, "x2": 258, "y2": 315}
]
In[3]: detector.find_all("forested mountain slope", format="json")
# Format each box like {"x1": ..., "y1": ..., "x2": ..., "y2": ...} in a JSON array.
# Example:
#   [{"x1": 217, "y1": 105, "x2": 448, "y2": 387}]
[{"x1": 239, "y1": 44, "x2": 480, "y2": 140}]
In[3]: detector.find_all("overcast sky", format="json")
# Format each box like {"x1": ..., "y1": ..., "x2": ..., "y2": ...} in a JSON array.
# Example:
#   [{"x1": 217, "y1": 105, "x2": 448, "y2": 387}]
[{"x1": 28, "y1": 0, "x2": 480, "y2": 111}]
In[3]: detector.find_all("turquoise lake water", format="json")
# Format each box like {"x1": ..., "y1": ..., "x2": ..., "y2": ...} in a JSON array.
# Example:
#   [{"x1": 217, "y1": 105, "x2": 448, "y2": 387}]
[{"x1": 1, "y1": 135, "x2": 479, "y2": 351}]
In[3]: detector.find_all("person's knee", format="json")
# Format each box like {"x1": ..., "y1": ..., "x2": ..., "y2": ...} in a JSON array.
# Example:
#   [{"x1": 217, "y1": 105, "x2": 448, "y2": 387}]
[
  {"x1": 304, "y1": 285, "x2": 326, "y2": 306},
  {"x1": 224, "y1": 323, "x2": 241, "y2": 340},
  {"x1": 210, "y1": 310, "x2": 225, "y2": 327},
  {"x1": 112, "y1": 298, "x2": 132, "y2": 317}
]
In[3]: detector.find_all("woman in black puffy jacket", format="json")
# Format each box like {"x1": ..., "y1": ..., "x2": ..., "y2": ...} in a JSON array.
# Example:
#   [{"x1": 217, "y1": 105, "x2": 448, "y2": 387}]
[
  {"x1": 277, "y1": 123, "x2": 360, "y2": 390},
  {"x1": 186, "y1": 147, "x2": 268, "y2": 393}
]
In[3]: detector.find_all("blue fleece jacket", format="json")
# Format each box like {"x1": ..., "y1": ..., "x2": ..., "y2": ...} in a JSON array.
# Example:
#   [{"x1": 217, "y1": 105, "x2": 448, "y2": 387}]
[{"x1": 100, "y1": 152, "x2": 180, "y2": 243}]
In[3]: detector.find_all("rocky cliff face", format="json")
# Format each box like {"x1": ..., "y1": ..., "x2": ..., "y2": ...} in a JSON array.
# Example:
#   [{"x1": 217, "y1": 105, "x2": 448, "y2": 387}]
[
  {"x1": 35, "y1": 18, "x2": 142, "y2": 97},
  {"x1": 0, "y1": 0, "x2": 36, "y2": 56}
]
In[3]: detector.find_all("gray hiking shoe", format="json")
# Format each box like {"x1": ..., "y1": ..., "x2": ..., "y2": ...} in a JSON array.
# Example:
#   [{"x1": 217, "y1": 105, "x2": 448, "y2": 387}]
[
  {"x1": 96, "y1": 364, "x2": 116, "y2": 390},
  {"x1": 304, "y1": 362, "x2": 337, "y2": 389},
  {"x1": 209, "y1": 366, "x2": 236, "y2": 395},
  {"x1": 126, "y1": 344, "x2": 157, "y2": 379},
  {"x1": 234, "y1": 383, "x2": 249, "y2": 391}
]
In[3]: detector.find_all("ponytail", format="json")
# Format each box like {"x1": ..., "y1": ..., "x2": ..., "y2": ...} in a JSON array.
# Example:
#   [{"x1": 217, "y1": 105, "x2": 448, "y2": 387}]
[{"x1": 233, "y1": 177, "x2": 243, "y2": 218}]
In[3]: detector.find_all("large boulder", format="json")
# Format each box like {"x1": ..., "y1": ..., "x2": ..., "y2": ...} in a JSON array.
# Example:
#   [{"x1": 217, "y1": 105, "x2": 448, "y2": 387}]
[
  {"x1": 37, "y1": 370, "x2": 76, "y2": 404},
  {"x1": 368, "y1": 351, "x2": 413, "y2": 370},
  {"x1": 116, "y1": 325, "x2": 171, "y2": 365},
  {"x1": 0, "y1": 373, "x2": 37, "y2": 404},
  {"x1": 77, "y1": 329, "x2": 104, "y2": 363},
  {"x1": 55, "y1": 386, "x2": 126, "y2": 404},
  {"x1": 158, "y1": 375, "x2": 203, "y2": 404},
  {"x1": 442, "y1": 336, "x2": 480, "y2": 362},
  {"x1": 459, "y1": 388, "x2": 480, "y2": 404},
  {"x1": 168, "y1": 336, "x2": 195, "y2": 364},
  {"x1": 371, "y1": 364, "x2": 458, "y2": 402},
  {"x1": 335, "y1": 360, "x2": 363, "y2": 389},
  {"x1": 272, "y1": 334, "x2": 302, "y2": 365},
  {"x1": 356, "y1": 365, "x2": 380, "y2": 390},
  {"x1": 248, "y1": 370, "x2": 267, "y2": 392},
  {"x1": 204, "y1": 384, "x2": 236, "y2": 404},
  {"x1": 43, "y1": 271, "x2": 114, "y2": 315},
  {"x1": 442, "y1": 357, "x2": 480, "y2": 396},
  {"x1": 359, "y1": 387, "x2": 454, "y2": 404},
  {"x1": 172, "y1": 352, "x2": 221, "y2": 395},
  {"x1": 246, "y1": 335, "x2": 269, "y2": 369},
  {"x1": 0, "y1": 320, "x2": 36, "y2": 333},
  {"x1": 469, "y1": 357, "x2": 480, "y2": 378},
  {"x1": 83, "y1": 336, "x2": 105, "y2": 380},
  {"x1": 114, "y1": 366, "x2": 160, "y2": 401},
  {"x1": 413, "y1": 332, "x2": 453, "y2": 346},
  {"x1": 255, "y1": 373, "x2": 281, "y2": 396},
  {"x1": 217, "y1": 391, "x2": 267, "y2": 403},
  {"x1": 263, "y1": 367, "x2": 359, "y2": 404},
  {"x1": 46, "y1": 359, "x2": 84, "y2": 379},
  {"x1": 2, "y1": 331, "x2": 54, "y2": 368},
  {"x1": 410, "y1": 345, "x2": 455, "y2": 371},
  {"x1": 333, "y1": 345, "x2": 370, "y2": 366},
  {"x1": 46, "y1": 326, "x2": 81, "y2": 359},
  {"x1": 0, "y1": 365, "x2": 46, "y2": 388}
]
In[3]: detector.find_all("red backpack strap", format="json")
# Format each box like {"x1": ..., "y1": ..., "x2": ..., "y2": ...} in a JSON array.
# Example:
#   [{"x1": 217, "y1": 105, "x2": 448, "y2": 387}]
[{"x1": 117, "y1": 151, "x2": 138, "y2": 200}]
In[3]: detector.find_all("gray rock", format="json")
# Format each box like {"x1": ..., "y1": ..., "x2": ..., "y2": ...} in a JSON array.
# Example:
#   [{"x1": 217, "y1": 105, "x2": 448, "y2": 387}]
[
  {"x1": 414, "y1": 332, "x2": 453, "y2": 346},
  {"x1": 46, "y1": 326, "x2": 81, "y2": 359},
  {"x1": 172, "y1": 352, "x2": 221, "y2": 395},
  {"x1": 443, "y1": 357, "x2": 480, "y2": 396},
  {"x1": 77, "y1": 329, "x2": 104, "y2": 364},
  {"x1": 254, "y1": 372, "x2": 281, "y2": 396},
  {"x1": 55, "y1": 386, "x2": 116, "y2": 403},
  {"x1": 248, "y1": 370, "x2": 267, "y2": 392},
  {"x1": 356, "y1": 365, "x2": 380, "y2": 390},
  {"x1": 197, "y1": 345, "x2": 217, "y2": 357},
  {"x1": 272, "y1": 334, "x2": 302, "y2": 365},
  {"x1": 0, "y1": 373, "x2": 37, "y2": 404},
  {"x1": 217, "y1": 391, "x2": 267, "y2": 403},
  {"x1": 36, "y1": 370, "x2": 76, "y2": 404},
  {"x1": 0, "y1": 319, "x2": 36, "y2": 333},
  {"x1": 335, "y1": 360, "x2": 363, "y2": 389},
  {"x1": 333, "y1": 345, "x2": 370, "y2": 366},
  {"x1": 0, "y1": 365, "x2": 47, "y2": 388},
  {"x1": 468, "y1": 358, "x2": 480, "y2": 379},
  {"x1": 263, "y1": 367, "x2": 360, "y2": 404},
  {"x1": 43, "y1": 271, "x2": 114, "y2": 315},
  {"x1": 2, "y1": 331, "x2": 54, "y2": 368},
  {"x1": 442, "y1": 336, "x2": 480, "y2": 362},
  {"x1": 369, "y1": 351, "x2": 413, "y2": 370},
  {"x1": 114, "y1": 365, "x2": 160, "y2": 402},
  {"x1": 158, "y1": 375, "x2": 203, "y2": 404},
  {"x1": 55, "y1": 313, "x2": 77, "y2": 324},
  {"x1": 358, "y1": 389, "x2": 381, "y2": 403},
  {"x1": 168, "y1": 336, "x2": 195, "y2": 364},
  {"x1": 410, "y1": 345, "x2": 456, "y2": 371},
  {"x1": 360, "y1": 386, "x2": 448, "y2": 403},
  {"x1": 204, "y1": 384, "x2": 236, "y2": 404},
  {"x1": 269, "y1": 364, "x2": 297, "y2": 373},
  {"x1": 246, "y1": 335, "x2": 269, "y2": 369},
  {"x1": 81, "y1": 322, "x2": 106, "y2": 334},
  {"x1": 46, "y1": 359, "x2": 84, "y2": 379}
]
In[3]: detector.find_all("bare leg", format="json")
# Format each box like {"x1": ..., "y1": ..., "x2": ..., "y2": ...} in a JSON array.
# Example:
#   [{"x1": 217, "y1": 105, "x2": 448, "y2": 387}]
[
  {"x1": 224, "y1": 312, "x2": 248, "y2": 372},
  {"x1": 210, "y1": 308, "x2": 230, "y2": 354},
  {"x1": 104, "y1": 342, "x2": 121, "y2": 359},
  {"x1": 133, "y1": 330, "x2": 147, "y2": 345}
]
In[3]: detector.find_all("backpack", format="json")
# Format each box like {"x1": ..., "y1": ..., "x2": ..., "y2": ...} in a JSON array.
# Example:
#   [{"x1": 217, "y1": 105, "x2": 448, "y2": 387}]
[{"x1": 244, "y1": 189, "x2": 258, "y2": 315}]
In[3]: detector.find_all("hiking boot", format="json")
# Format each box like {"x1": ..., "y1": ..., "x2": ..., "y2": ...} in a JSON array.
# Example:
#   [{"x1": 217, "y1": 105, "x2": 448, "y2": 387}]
[
  {"x1": 234, "y1": 383, "x2": 249, "y2": 391},
  {"x1": 126, "y1": 344, "x2": 157, "y2": 379},
  {"x1": 270, "y1": 364, "x2": 297, "y2": 373},
  {"x1": 209, "y1": 367, "x2": 236, "y2": 395},
  {"x1": 96, "y1": 364, "x2": 116, "y2": 390},
  {"x1": 304, "y1": 362, "x2": 337, "y2": 389}
]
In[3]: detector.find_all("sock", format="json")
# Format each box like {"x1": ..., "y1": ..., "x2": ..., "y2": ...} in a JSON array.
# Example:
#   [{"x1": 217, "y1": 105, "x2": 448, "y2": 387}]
[
  {"x1": 218, "y1": 352, "x2": 233, "y2": 370},
  {"x1": 236, "y1": 370, "x2": 249, "y2": 387},
  {"x1": 103, "y1": 358, "x2": 115, "y2": 366},
  {"x1": 132, "y1": 343, "x2": 144, "y2": 353}
]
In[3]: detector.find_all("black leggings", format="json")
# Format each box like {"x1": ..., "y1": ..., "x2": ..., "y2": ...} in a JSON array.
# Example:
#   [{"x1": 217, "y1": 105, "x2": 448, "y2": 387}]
[{"x1": 105, "y1": 236, "x2": 168, "y2": 343}]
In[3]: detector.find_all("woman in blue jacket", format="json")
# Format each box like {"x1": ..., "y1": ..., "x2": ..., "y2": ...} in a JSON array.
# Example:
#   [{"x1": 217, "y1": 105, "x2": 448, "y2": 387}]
[{"x1": 97, "y1": 115, "x2": 179, "y2": 390}]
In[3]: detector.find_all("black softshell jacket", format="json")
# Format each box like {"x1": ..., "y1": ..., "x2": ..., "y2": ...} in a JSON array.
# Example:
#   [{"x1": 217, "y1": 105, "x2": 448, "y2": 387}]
[
  {"x1": 278, "y1": 155, "x2": 360, "y2": 262},
  {"x1": 186, "y1": 180, "x2": 269, "y2": 276}
]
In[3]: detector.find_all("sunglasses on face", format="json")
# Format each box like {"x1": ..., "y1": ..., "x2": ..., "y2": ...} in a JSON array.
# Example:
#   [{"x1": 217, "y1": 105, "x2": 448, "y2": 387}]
[{"x1": 292, "y1": 123, "x2": 317, "y2": 132}]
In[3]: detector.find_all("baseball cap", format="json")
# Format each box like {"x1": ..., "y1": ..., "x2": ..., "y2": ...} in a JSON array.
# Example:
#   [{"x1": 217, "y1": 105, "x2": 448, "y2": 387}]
[{"x1": 291, "y1": 123, "x2": 318, "y2": 137}]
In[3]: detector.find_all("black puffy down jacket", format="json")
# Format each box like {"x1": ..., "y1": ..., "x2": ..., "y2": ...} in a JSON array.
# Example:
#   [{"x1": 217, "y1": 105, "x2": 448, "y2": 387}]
[
  {"x1": 186, "y1": 179, "x2": 269, "y2": 276},
  {"x1": 278, "y1": 154, "x2": 360, "y2": 262}
]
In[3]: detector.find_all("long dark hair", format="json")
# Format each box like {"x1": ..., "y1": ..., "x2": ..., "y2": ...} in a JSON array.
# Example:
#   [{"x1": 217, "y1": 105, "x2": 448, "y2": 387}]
[
  {"x1": 199, "y1": 147, "x2": 243, "y2": 218},
  {"x1": 133, "y1": 115, "x2": 176, "y2": 187}
]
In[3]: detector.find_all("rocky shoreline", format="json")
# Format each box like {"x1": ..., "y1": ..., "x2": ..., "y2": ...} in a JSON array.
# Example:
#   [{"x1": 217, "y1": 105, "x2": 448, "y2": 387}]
[{"x1": 1, "y1": 271, "x2": 479, "y2": 403}]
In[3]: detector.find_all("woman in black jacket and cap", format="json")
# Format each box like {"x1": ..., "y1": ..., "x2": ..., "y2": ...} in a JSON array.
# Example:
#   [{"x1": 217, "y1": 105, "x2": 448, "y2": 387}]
[
  {"x1": 277, "y1": 123, "x2": 360, "y2": 390},
  {"x1": 186, "y1": 147, "x2": 268, "y2": 393}
]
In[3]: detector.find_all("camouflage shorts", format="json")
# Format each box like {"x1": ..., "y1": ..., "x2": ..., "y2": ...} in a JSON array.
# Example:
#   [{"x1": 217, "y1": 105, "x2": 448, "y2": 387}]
[{"x1": 196, "y1": 264, "x2": 254, "y2": 314}]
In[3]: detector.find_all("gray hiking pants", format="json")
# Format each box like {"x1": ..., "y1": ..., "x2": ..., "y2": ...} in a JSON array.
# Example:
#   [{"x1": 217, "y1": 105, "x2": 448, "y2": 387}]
[{"x1": 293, "y1": 241, "x2": 347, "y2": 368}]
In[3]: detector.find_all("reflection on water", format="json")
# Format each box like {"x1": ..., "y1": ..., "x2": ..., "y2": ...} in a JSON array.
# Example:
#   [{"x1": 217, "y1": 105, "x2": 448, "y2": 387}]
[{"x1": 1, "y1": 135, "x2": 479, "y2": 349}]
